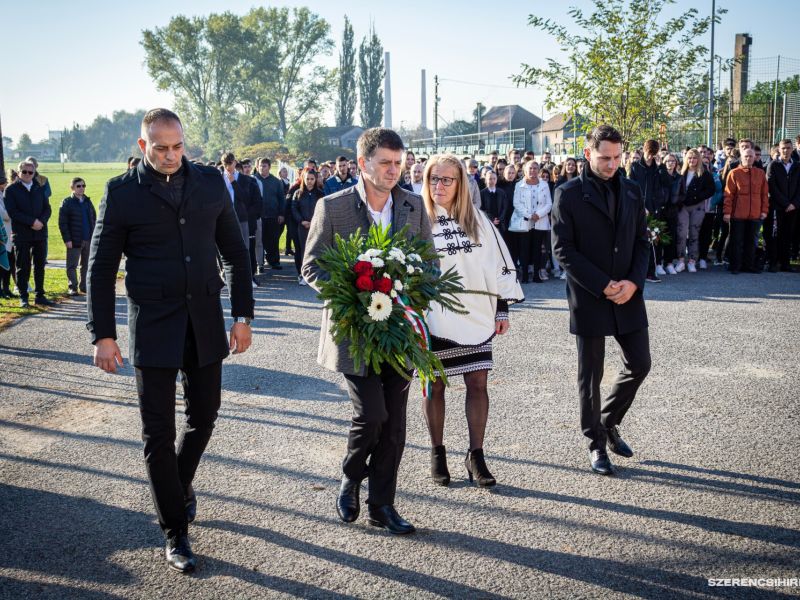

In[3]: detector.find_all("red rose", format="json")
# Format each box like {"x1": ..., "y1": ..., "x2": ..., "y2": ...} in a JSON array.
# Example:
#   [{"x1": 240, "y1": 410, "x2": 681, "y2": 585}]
[
  {"x1": 354, "y1": 261, "x2": 374, "y2": 276},
  {"x1": 374, "y1": 277, "x2": 392, "y2": 294},
  {"x1": 355, "y1": 275, "x2": 374, "y2": 291}
]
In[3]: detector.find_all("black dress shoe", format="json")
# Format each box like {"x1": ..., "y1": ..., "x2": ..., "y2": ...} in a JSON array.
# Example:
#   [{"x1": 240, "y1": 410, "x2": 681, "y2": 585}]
[
  {"x1": 431, "y1": 445, "x2": 450, "y2": 486},
  {"x1": 166, "y1": 532, "x2": 196, "y2": 573},
  {"x1": 185, "y1": 486, "x2": 197, "y2": 523},
  {"x1": 34, "y1": 296, "x2": 54, "y2": 306},
  {"x1": 606, "y1": 426, "x2": 634, "y2": 458},
  {"x1": 336, "y1": 476, "x2": 360, "y2": 523},
  {"x1": 465, "y1": 448, "x2": 496, "y2": 487},
  {"x1": 367, "y1": 505, "x2": 416, "y2": 535},
  {"x1": 590, "y1": 450, "x2": 614, "y2": 476}
]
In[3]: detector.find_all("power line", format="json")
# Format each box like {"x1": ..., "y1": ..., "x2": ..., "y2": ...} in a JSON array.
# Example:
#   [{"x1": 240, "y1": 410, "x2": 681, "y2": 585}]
[{"x1": 438, "y1": 77, "x2": 524, "y2": 90}]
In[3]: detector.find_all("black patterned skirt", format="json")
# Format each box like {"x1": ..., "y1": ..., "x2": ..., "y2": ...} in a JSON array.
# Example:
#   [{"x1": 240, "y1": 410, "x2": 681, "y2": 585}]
[{"x1": 430, "y1": 336, "x2": 493, "y2": 378}]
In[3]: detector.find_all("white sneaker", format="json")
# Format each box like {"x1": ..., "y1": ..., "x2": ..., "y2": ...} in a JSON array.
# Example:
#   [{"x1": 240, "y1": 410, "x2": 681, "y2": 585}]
[
  {"x1": 539, "y1": 269, "x2": 549, "y2": 281},
  {"x1": 687, "y1": 261, "x2": 697, "y2": 273},
  {"x1": 655, "y1": 265, "x2": 666, "y2": 276},
  {"x1": 560, "y1": 271, "x2": 567, "y2": 280},
  {"x1": 251, "y1": 280, "x2": 258, "y2": 288},
  {"x1": 698, "y1": 259, "x2": 708, "y2": 270},
  {"x1": 298, "y1": 275, "x2": 308, "y2": 286},
  {"x1": 666, "y1": 264, "x2": 677, "y2": 275},
  {"x1": 675, "y1": 260, "x2": 686, "y2": 273}
]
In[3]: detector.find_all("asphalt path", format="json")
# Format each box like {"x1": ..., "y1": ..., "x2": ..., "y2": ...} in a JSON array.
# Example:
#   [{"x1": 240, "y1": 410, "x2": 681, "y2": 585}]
[{"x1": 0, "y1": 263, "x2": 799, "y2": 599}]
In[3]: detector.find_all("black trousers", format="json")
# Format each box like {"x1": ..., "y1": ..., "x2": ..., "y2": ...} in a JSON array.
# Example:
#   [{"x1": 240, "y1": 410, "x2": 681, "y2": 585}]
[
  {"x1": 712, "y1": 205, "x2": 730, "y2": 262},
  {"x1": 342, "y1": 368, "x2": 411, "y2": 506},
  {"x1": 576, "y1": 328, "x2": 651, "y2": 451},
  {"x1": 14, "y1": 239, "x2": 47, "y2": 299},
  {"x1": 771, "y1": 209, "x2": 797, "y2": 269},
  {"x1": 698, "y1": 212, "x2": 716, "y2": 261},
  {"x1": 134, "y1": 326, "x2": 222, "y2": 538},
  {"x1": 728, "y1": 218, "x2": 759, "y2": 272},
  {"x1": 261, "y1": 218, "x2": 281, "y2": 267}
]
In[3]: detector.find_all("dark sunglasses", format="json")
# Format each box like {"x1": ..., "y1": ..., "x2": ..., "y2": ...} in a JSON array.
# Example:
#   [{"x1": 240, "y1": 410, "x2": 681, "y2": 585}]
[
  {"x1": 20, "y1": 170, "x2": 34, "y2": 175},
  {"x1": 75, "y1": 184, "x2": 86, "y2": 188}
]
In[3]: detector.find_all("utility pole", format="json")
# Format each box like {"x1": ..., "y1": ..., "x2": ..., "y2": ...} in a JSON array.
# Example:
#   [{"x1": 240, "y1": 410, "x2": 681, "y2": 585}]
[
  {"x1": 707, "y1": 0, "x2": 715, "y2": 147},
  {"x1": 434, "y1": 75, "x2": 440, "y2": 152},
  {"x1": 476, "y1": 102, "x2": 482, "y2": 134}
]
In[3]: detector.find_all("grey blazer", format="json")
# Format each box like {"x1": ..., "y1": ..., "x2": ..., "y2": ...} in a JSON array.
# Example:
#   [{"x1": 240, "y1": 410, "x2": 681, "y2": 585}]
[{"x1": 302, "y1": 179, "x2": 433, "y2": 375}]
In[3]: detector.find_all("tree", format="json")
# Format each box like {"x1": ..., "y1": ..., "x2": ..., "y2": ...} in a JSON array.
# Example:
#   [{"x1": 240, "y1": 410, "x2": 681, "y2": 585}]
[
  {"x1": 473, "y1": 103, "x2": 486, "y2": 130},
  {"x1": 335, "y1": 17, "x2": 357, "y2": 127},
  {"x1": 141, "y1": 13, "x2": 247, "y2": 149},
  {"x1": 442, "y1": 120, "x2": 475, "y2": 137},
  {"x1": 17, "y1": 133, "x2": 32, "y2": 154},
  {"x1": 358, "y1": 25, "x2": 384, "y2": 128},
  {"x1": 240, "y1": 7, "x2": 335, "y2": 141},
  {"x1": 745, "y1": 75, "x2": 800, "y2": 105},
  {"x1": 514, "y1": 0, "x2": 724, "y2": 148}
]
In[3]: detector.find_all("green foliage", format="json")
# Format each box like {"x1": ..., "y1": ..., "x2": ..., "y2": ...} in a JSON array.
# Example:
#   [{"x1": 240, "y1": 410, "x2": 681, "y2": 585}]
[
  {"x1": 335, "y1": 17, "x2": 357, "y2": 127},
  {"x1": 647, "y1": 215, "x2": 672, "y2": 246},
  {"x1": 17, "y1": 133, "x2": 32, "y2": 153},
  {"x1": 0, "y1": 268, "x2": 71, "y2": 323},
  {"x1": 62, "y1": 110, "x2": 145, "y2": 162},
  {"x1": 315, "y1": 224, "x2": 467, "y2": 384},
  {"x1": 744, "y1": 75, "x2": 800, "y2": 105},
  {"x1": 514, "y1": 0, "x2": 725, "y2": 148},
  {"x1": 358, "y1": 25, "x2": 384, "y2": 128},
  {"x1": 140, "y1": 7, "x2": 335, "y2": 157}
]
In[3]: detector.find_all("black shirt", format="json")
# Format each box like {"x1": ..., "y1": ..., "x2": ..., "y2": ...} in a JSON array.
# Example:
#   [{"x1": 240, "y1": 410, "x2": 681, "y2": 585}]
[{"x1": 587, "y1": 167, "x2": 620, "y2": 224}]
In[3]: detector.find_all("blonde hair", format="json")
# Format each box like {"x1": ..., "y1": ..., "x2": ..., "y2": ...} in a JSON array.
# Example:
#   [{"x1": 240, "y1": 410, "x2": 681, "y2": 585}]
[
  {"x1": 421, "y1": 154, "x2": 481, "y2": 242},
  {"x1": 681, "y1": 149, "x2": 705, "y2": 177}
]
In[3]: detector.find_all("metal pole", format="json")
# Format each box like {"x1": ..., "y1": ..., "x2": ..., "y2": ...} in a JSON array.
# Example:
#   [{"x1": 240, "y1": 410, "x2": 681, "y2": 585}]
[
  {"x1": 707, "y1": 0, "x2": 715, "y2": 147},
  {"x1": 782, "y1": 92, "x2": 787, "y2": 140},
  {"x1": 434, "y1": 75, "x2": 439, "y2": 152},
  {"x1": 772, "y1": 55, "x2": 781, "y2": 143},
  {"x1": 476, "y1": 103, "x2": 481, "y2": 134}
]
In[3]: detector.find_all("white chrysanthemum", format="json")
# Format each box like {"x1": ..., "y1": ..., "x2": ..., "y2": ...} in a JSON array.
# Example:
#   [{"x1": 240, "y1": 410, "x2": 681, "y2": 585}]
[
  {"x1": 394, "y1": 279, "x2": 403, "y2": 291},
  {"x1": 383, "y1": 272, "x2": 391, "y2": 279},
  {"x1": 406, "y1": 264, "x2": 415, "y2": 274},
  {"x1": 365, "y1": 248, "x2": 382, "y2": 257},
  {"x1": 356, "y1": 253, "x2": 369, "y2": 262},
  {"x1": 416, "y1": 266, "x2": 423, "y2": 273},
  {"x1": 387, "y1": 248, "x2": 406, "y2": 263},
  {"x1": 367, "y1": 292, "x2": 392, "y2": 321},
  {"x1": 408, "y1": 253, "x2": 422, "y2": 263},
  {"x1": 390, "y1": 290, "x2": 398, "y2": 298},
  {"x1": 371, "y1": 257, "x2": 385, "y2": 268}
]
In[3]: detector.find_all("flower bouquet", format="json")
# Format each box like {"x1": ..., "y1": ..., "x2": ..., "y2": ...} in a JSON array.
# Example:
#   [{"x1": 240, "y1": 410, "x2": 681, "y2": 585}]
[
  {"x1": 646, "y1": 215, "x2": 672, "y2": 246},
  {"x1": 315, "y1": 224, "x2": 467, "y2": 390}
]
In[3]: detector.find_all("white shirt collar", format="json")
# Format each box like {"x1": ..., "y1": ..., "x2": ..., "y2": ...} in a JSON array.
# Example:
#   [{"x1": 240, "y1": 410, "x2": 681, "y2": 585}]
[
  {"x1": 367, "y1": 194, "x2": 393, "y2": 229},
  {"x1": 21, "y1": 180, "x2": 33, "y2": 191}
]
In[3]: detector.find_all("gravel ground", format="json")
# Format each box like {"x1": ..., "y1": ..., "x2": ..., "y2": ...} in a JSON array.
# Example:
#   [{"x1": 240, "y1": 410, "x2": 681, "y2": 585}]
[{"x1": 0, "y1": 263, "x2": 799, "y2": 599}]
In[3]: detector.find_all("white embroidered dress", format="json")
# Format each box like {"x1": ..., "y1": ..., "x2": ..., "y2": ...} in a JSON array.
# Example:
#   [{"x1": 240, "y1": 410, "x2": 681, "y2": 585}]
[{"x1": 425, "y1": 204, "x2": 524, "y2": 376}]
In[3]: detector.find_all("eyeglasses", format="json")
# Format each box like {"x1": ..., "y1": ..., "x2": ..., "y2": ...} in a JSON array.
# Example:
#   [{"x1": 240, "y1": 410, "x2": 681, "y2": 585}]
[
  {"x1": 429, "y1": 176, "x2": 456, "y2": 187},
  {"x1": 20, "y1": 170, "x2": 34, "y2": 175},
  {"x1": 75, "y1": 184, "x2": 86, "y2": 188}
]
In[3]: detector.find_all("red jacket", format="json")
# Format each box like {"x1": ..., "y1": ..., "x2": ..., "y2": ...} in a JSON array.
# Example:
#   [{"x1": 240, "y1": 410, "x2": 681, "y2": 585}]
[{"x1": 724, "y1": 166, "x2": 769, "y2": 220}]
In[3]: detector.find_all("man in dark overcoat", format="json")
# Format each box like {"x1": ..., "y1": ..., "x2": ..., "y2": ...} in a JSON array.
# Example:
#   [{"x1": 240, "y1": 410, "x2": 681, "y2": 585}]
[
  {"x1": 551, "y1": 125, "x2": 651, "y2": 476},
  {"x1": 86, "y1": 109, "x2": 254, "y2": 573}
]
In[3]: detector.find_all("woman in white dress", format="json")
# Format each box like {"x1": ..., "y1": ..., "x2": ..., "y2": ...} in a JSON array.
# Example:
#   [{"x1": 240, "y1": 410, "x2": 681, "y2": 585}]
[{"x1": 421, "y1": 154, "x2": 524, "y2": 487}]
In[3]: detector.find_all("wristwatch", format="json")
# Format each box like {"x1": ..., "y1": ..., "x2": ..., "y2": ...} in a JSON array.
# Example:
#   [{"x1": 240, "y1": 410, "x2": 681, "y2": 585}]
[{"x1": 233, "y1": 317, "x2": 252, "y2": 326}]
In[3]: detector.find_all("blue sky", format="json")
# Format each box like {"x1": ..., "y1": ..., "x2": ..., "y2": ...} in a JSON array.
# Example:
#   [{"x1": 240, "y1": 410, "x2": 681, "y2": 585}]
[{"x1": 1, "y1": 0, "x2": 797, "y2": 143}]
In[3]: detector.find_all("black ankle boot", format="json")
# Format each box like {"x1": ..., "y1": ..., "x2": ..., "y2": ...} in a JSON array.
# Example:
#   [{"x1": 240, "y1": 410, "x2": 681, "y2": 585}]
[
  {"x1": 431, "y1": 445, "x2": 450, "y2": 486},
  {"x1": 465, "y1": 448, "x2": 496, "y2": 487}
]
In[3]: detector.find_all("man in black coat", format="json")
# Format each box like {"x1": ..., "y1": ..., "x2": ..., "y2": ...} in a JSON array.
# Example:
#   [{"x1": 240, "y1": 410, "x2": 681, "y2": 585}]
[
  {"x1": 479, "y1": 169, "x2": 510, "y2": 232},
  {"x1": 254, "y1": 157, "x2": 285, "y2": 271},
  {"x1": 58, "y1": 177, "x2": 96, "y2": 295},
  {"x1": 87, "y1": 109, "x2": 254, "y2": 573},
  {"x1": 221, "y1": 152, "x2": 261, "y2": 282},
  {"x1": 765, "y1": 139, "x2": 800, "y2": 272},
  {"x1": 552, "y1": 125, "x2": 651, "y2": 476},
  {"x1": 3, "y1": 160, "x2": 53, "y2": 308}
]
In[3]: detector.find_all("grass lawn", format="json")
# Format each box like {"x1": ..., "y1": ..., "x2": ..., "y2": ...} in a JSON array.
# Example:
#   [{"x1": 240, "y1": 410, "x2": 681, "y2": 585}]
[
  {"x1": 0, "y1": 267, "x2": 72, "y2": 330},
  {"x1": 36, "y1": 162, "x2": 127, "y2": 261}
]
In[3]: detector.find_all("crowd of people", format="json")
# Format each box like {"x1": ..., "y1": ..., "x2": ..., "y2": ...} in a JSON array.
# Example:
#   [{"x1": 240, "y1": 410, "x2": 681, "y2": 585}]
[{"x1": 2, "y1": 132, "x2": 799, "y2": 310}]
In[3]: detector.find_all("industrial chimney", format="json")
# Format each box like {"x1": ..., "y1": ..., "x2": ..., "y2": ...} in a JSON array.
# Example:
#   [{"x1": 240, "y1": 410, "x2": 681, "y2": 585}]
[{"x1": 384, "y1": 52, "x2": 392, "y2": 128}]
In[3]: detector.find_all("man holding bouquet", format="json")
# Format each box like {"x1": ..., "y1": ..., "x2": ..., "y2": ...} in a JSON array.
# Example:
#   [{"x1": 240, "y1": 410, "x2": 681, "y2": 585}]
[{"x1": 302, "y1": 128, "x2": 432, "y2": 535}]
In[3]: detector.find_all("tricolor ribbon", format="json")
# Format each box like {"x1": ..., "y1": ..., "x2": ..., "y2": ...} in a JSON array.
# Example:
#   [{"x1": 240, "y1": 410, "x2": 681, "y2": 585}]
[{"x1": 396, "y1": 295, "x2": 433, "y2": 399}]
